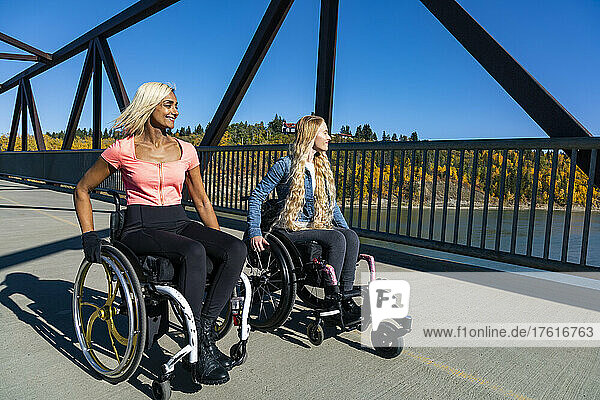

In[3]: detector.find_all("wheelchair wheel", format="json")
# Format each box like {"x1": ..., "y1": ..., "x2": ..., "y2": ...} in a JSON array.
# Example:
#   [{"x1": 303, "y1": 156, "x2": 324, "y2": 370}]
[
  {"x1": 152, "y1": 379, "x2": 171, "y2": 400},
  {"x1": 215, "y1": 301, "x2": 233, "y2": 340},
  {"x1": 244, "y1": 234, "x2": 296, "y2": 330},
  {"x1": 297, "y1": 278, "x2": 329, "y2": 310},
  {"x1": 73, "y1": 244, "x2": 147, "y2": 383},
  {"x1": 372, "y1": 321, "x2": 404, "y2": 359},
  {"x1": 307, "y1": 321, "x2": 324, "y2": 346}
]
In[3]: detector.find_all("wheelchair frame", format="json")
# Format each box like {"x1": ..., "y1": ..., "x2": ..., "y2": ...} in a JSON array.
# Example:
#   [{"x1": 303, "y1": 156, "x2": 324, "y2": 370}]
[
  {"x1": 72, "y1": 190, "x2": 252, "y2": 399},
  {"x1": 245, "y1": 228, "x2": 412, "y2": 358}
]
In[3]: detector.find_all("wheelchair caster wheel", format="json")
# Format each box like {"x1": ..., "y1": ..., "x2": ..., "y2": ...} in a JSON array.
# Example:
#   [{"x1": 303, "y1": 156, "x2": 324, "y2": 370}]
[
  {"x1": 152, "y1": 379, "x2": 171, "y2": 400},
  {"x1": 357, "y1": 320, "x2": 368, "y2": 333},
  {"x1": 230, "y1": 340, "x2": 248, "y2": 367},
  {"x1": 307, "y1": 322, "x2": 324, "y2": 346},
  {"x1": 371, "y1": 321, "x2": 404, "y2": 359}
]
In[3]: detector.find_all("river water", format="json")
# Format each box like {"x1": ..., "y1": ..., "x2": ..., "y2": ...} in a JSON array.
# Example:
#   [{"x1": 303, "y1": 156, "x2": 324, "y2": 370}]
[{"x1": 342, "y1": 206, "x2": 600, "y2": 267}]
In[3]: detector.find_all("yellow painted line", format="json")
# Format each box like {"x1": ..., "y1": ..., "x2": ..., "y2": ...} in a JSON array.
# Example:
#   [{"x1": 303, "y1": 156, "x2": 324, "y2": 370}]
[
  {"x1": 0, "y1": 194, "x2": 79, "y2": 227},
  {"x1": 404, "y1": 350, "x2": 535, "y2": 400}
]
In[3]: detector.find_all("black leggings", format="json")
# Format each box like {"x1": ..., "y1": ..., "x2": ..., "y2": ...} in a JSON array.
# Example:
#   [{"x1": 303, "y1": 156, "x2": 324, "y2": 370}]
[
  {"x1": 278, "y1": 227, "x2": 359, "y2": 291},
  {"x1": 120, "y1": 205, "x2": 246, "y2": 320}
]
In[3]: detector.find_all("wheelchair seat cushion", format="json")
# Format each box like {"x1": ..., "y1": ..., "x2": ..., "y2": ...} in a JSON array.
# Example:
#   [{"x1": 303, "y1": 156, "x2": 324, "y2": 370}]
[
  {"x1": 294, "y1": 240, "x2": 323, "y2": 263},
  {"x1": 140, "y1": 255, "x2": 176, "y2": 283}
]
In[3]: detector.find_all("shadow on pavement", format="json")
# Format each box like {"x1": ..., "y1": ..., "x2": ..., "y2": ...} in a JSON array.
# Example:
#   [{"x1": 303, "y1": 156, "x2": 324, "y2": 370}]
[
  {"x1": 0, "y1": 229, "x2": 109, "y2": 271},
  {"x1": 0, "y1": 271, "x2": 202, "y2": 399},
  {"x1": 0, "y1": 272, "x2": 99, "y2": 379}
]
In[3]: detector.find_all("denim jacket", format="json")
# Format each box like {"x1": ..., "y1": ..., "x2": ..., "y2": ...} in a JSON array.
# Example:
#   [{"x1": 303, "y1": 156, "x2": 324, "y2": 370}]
[{"x1": 247, "y1": 155, "x2": 349, "y2": 238}]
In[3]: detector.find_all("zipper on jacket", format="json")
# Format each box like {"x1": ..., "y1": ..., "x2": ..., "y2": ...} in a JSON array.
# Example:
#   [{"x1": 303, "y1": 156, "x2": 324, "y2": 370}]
[{"x1": 158, "y1": 163, "x2": 164, "y2": 205}]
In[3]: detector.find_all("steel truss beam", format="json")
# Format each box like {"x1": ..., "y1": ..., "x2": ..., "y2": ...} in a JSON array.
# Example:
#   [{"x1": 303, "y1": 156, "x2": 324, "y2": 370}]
[
  {"x1": 92, "y1": 41, "x2": 102, "y2": 149},
  {"x1": 8, "y1": 87, "x2": 22, "y2": 151},
  {"x1": 314, "y1": 0, "x2": 339, "y2": 130},
  {"x1": 94, "y1": 37, "x2": 130, "y2": 112},
  {"x1": 420, "y1": 0, "x2": 597, "y2": 186},
  {"x1": 21, "y1": 90, "x2": 27, "y2": 151},
  {"x1": 419, "y1": 0, "x2": 591, "y2": 139},
  {"x1": 0, "y1": 32, "x2": 52, "y2": 62},
  {"x1": 7, "y1": 79, "x2": 45, "y2": 151},
  {"x1": 21, "y1": 79, "x2": 45, "y2": 150},
  {"x1": 62, "y1": 42, "x2": 94, "y2": 150},
  {"x1": 201, "y1": 0, "x2": 295, "y2": 147},
  {"x1": 61, "y1": 39, "x2": 130, "y2": 150},
  {"x1": 0, "y1": 0, "x2": 179, "y2": 95},
  {"x1": 0, "y1": 53, "x2": 40, "y2": 62}
]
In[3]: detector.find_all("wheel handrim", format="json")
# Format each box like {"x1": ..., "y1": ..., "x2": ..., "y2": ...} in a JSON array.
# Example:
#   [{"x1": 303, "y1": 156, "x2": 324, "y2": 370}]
[
  {"x1": 73, "y1": 254, "x2": 140, "y2": 378},
  {"x1": 245, "y1": 242, "x2": 292, "y2": 329}
]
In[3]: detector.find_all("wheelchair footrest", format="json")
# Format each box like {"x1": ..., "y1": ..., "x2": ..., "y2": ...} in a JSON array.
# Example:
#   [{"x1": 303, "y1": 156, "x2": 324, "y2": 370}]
[
  {"x1": 341, "y1": 288, "x2": 362, "y2": 299},
  {"x1": 342, "y1": 318, "x2": 362, "y2": 330}
]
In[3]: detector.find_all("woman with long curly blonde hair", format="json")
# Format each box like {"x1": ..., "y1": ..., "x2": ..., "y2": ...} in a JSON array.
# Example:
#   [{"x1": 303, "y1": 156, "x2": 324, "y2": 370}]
[{"x1": 247, "y1": 115, "x2": 360, "y2": 319}]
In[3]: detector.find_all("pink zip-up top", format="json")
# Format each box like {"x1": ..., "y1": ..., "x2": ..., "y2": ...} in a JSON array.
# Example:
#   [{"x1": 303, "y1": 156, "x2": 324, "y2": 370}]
[{"x1": 100, "y1": 135, "x2": 200, "y2": 206}]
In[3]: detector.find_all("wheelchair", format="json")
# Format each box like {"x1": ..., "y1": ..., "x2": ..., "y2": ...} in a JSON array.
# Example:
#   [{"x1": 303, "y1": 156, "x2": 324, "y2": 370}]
[
  {"x1": 72, "y1": 190, "x2": 251, "y2": 400},
  {"x1": 244, "y1": 199, "x2": 412, "y2": 359}
]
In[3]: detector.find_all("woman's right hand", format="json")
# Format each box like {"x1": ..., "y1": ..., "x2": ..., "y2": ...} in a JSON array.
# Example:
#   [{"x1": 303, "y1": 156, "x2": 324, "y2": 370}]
[
  {"x1": 250, "y1": 236, "x2": 270, "y2": 252},
  {"x1": 81, "y1": 231, "x2": 102, "y2": 263}
]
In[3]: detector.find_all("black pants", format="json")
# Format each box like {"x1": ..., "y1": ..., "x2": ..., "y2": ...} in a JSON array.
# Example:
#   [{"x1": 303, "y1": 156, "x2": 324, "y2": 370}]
[
  {"x1": 120, "y1": 205, "x2": 246, "y2": 319},
  {"x1": 278, "y1": 227, "x2": 359, "y2": 291}
]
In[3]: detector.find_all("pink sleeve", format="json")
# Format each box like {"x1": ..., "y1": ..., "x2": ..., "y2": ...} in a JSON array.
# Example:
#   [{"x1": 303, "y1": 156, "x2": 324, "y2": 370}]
[
  {"x1": 187, "y1": 143, "x2": 200, "y2": 170},
  {"x1": 100, "y1": 140, "x2": 122, "y2": 169}
]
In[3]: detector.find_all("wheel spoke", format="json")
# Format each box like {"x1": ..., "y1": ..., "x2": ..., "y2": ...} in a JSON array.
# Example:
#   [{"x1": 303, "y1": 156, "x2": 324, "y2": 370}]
[
  {"x1": 102, "y1": 262, "x2": 119, "y2": 309},
  {"x1": 105, "y1": 321, "x2": 121, "y2": 363},
  {"x1": 265, "y1": 289, "x2": 277, "y2": 311},
  {"x1": 84, "y1": 309, "x2": 100, "y2": 347},
  {"x1": 265, "y1": 251, "x2": 272, "y2": 271},
  {"x1": 81, "y1": 302, "x2": 101, "y2": 311},
  {"x1": 266, "y1": 281, "x2": 282, "y2": 293},
  {"x1": 257, "y1": 287, "x2": 266, "y2": 319},
  {"x1": 107, "y1": 318, "x2": 129, "y2": 346}
]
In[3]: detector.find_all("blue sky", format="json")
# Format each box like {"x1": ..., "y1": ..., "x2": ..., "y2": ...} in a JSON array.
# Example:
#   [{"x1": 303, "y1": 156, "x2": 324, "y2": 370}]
[{"x1": 0, "y1": 0, "x2": 598, "y2": 140}]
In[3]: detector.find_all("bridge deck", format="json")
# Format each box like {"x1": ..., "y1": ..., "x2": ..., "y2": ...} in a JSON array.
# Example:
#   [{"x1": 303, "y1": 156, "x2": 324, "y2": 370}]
[{"x1": 1, "y1": 179, "x2": 598, "y2": 400}]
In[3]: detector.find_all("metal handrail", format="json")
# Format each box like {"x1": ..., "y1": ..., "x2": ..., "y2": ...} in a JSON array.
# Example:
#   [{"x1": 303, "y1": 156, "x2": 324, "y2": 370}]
[{"x1": 1, "y1": 137, "x2": 599, "y2": 272}]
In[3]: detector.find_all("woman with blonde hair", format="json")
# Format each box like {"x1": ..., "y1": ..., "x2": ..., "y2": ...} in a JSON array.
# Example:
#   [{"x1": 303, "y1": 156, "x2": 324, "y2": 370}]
[
  {"x1": 73, "y1": 82, "x2": 245, "y2": 385},
  {"x1": 247, "y1": 115, "x2": 360, "y2": 320}
]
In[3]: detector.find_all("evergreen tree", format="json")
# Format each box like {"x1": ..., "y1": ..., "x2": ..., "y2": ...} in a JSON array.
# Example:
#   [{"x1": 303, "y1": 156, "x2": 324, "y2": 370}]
[
  {"x1": 382, "y1": 130, "x2": 388, "y2": 141},
  {"x1": 410, "y1": 131, "x2": 419, "y2": 141},
  {"x1": 355, "y1": 125, "x2": 362, "y2": 140},
  {"x1": 185, "y1": 126, "x2": 192, "y2": 136},
  {"x1": 391, "y1": 133, "x2": 398, "y2": 141},
  {"x1": 268, "y1": 114, "x2": 285, "y2": 135},
  {"x1": 362, "y1": 124, "x2": 375, "y2": 141},
  {"x1": 340, "y1": 125, "x2": 351, "y2": 135}
]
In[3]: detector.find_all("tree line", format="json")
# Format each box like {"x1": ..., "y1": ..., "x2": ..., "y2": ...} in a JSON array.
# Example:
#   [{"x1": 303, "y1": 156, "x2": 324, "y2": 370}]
[
  {"x1": 2, "y1": 115, "x2": 597, "y2": 208},
  {"x1": 2, "y1": 113, "x2": 416, "y2": 147}
]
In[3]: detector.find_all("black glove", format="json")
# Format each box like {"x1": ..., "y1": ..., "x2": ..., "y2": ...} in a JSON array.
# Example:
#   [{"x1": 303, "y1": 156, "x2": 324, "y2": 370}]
[{"x1": 81, "y1": 231, "x2": 102, "y2": 264}]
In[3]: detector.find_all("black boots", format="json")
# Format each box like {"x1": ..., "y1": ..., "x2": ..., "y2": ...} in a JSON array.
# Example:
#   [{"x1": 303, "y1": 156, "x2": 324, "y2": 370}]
[
  {"x1": 324, "y1": 285, "x2": 361, "y2": 321},
  {"x1": 341, "y1": 297, "x2": 362, "y2": 322},
  {"x1": 196, "y1": 317, "x2": 230, "y2": 385},
  {"x1": 208, "y1": 321, "x2": 234, "y2": 371},
  {"x1": 324, "y1": 285, "x2": 340, "y2": 308}
]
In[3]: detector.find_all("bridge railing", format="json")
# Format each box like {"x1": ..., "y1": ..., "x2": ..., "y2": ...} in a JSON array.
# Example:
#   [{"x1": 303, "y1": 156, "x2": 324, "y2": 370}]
[
  {"x1": 1, "y1": 137, "x2": 599, "y2": 272},
  {"x1": 195, "y1": 138, "x2": 600, "y2": 272}
]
